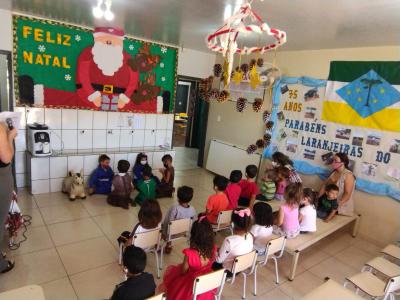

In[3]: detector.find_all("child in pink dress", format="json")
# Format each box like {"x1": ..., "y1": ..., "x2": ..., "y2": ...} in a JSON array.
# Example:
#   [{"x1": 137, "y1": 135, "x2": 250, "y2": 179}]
[
  {"x1": 160, "y1": 218, "x2": 216, "y2": 300},
  {"x1": 274, "y1": 166, "x2": 289, "y2": 201}
]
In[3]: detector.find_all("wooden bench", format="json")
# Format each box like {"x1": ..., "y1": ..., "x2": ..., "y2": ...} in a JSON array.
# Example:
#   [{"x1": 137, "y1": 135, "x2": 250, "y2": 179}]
[{"x1": 0, "y1": 285, "x2": 45, "y2": 300}]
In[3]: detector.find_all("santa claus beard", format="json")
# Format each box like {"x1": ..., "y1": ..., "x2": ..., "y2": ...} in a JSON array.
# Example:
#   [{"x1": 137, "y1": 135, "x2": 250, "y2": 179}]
[{"x1": 92, "y1": 41, "x2": 124, "y2": 76}]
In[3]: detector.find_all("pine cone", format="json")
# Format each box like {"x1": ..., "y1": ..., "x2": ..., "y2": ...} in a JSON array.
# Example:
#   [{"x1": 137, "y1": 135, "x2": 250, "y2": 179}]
[
  {"x1": 246, "y1": 144, "x2": 257, "y2": 154},
  {"x1": 263, "y1": 133, "x2": 272, "y2": 142},
  {"x1": 257, "y1": 58, "x2": 264, "y2": 67},
  {"x1": 265, "y1": 121, "x2": 274, "y2": 130},
  {"x1": 209, "y1": 88, "x2": 220, "y2": 101},
  {"x1": 240, "y1": 63, "x2": 249, "y2": 74},
  {"x1": 218, "y1": 90, "x2": 230, "y2": 103},
  {"x1": 236, "y1": 97, "x2": 247, "y2": 112},
  {"x1": 250, "y1": 59, "x2": 257, "y2": 68},
  {"x1": 263, "y1": 110, "x2": 271, "y2": 123},
  {"x1": 213, "y1": 64, "x2": 222, "y2": 77},
  {"x1": 256, "y1": 139, "x2": 265, "y2": 148},
  {"x1": 253, "y1": 98, "x2": 263, "y2": 112}
]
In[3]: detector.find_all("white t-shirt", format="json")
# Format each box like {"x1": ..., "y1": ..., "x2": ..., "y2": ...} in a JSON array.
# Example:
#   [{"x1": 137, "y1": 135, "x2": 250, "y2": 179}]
[
  {"x1": 216, "y1": 233, "x2": 254, "y2": 271},
  {"x1": 299, "y1": 205, "x2": 316, "y2": 232},
  {"x1": 250, "y1": 224, "x2": 273, "y2": 254}
]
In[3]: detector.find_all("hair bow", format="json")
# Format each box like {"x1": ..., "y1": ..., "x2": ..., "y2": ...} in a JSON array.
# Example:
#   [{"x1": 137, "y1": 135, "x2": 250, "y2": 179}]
[{"x1": 233, "y1": 208, "x2": 251, "y2": 217}]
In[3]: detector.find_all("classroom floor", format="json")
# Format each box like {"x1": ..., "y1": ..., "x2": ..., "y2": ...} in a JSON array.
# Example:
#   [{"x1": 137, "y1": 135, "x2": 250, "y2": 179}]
[{"x1": 0, "y1": 149, "x2": 387, "y2": 300}]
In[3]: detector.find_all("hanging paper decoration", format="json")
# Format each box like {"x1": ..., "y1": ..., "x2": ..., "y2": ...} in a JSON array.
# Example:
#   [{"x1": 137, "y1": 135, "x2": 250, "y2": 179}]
[
  {"x1": 246, "y1": 144, "x2": 257, "y2": 154},
  {"x1": 218, "y1": 90, "x2": 230, "y2": 103},
  {"x1": 253, "y1": 97, "x2": 263, "y2": 112},
  {"x1": 213, "y1": 64, "x2": 222, "y2": 77},
  {"x1": 236, "y1": 97, "x2": 247, "y2": 112},
  {"x1": 256, "y1": 139, "x2": 265, "y2": 148},
  {"x1": 222, "y1": 59, "x2": 230, "y2": 87},
  {"x1": 263, "y1": 110, "x2": 271, "y2": 123},
  {"x1": 257, "y1": 58, "x2": 264, "y2": 67},
  {"x1": 249, "y1": 65, "x2": 261, "y2": 89},
  {"x1": 206, "y1": 1, "x2": 287, "y2": 86},
  {"x1": 232, "y1": 69, "x2": 244, "y2": 85}
]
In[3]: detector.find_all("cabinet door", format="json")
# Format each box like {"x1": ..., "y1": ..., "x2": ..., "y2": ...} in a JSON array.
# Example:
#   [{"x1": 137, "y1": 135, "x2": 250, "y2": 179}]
[
  {"x1": 120, "y1": 129, "x2": 133, "y2": 148},
  {"x1": 106, "y1": 129, "x2": 120, "y2": 149},
  {"x1": 78, "y1": 130, "x2": 93, "y2": 150},
  {"x1": 93, "y1": 111, "x2": 108, "y2": 129},
  {"x1": 145, "y1": 114, "x2": 157, "y2": 130},
  {"x1": 62, "y1": 130, "x2": 78, "y2": 150},
  {"x1": 144, "y1": 130, "x2": 156, "y2": 147},
  {"x1": 156, "y1": 114, "x2": 168, "y2": 129},
  {"x1": 62, "y1": 109, "x2": 78, "y2": 129},
  {"x1": 93, "y1": 130, "x2": 107, "y2": 149},
  {"x1": 155, "y1": 130, "x2": 167, "y2": 147},
  {"x1": 78, "y1": 110, "x2": 93, "y2": 129},
  {"x1": 132, "y1": 130, "x2": 145, "y2": 148}
]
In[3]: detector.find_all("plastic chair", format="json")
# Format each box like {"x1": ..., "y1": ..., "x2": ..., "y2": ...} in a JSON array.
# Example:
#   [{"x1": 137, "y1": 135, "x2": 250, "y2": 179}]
[
  {"x1": 160, "y1": 217, "x2": 193, "y2": 270},
  {"x1": 362, "y1": 257, "x2": 400, "y2": 278},
  {"x1": 344, "y1": 273, "x2": 400, "y2": 300},
  {"x1": 192, "y1": 269, "x2": 227, "y2": 300},
  {"x1": 212, "y1": 210, "x2": 233, "y2": 235},
  {"x1": 253, "y1": 236, "x2": 286, "y2": 295},
  {"x1": 146, "y1": 293, "x2": 165, "y2": 300},
  {"x1": 226, "y1": 250, "x2": 258, "y2": 299},
  {"x1": 381, "y1": 244, "x2": 400, "y2": 261}
]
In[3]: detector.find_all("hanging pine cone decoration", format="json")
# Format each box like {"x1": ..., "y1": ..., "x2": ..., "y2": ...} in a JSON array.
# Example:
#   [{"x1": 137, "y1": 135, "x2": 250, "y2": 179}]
[
  {"x1": 246, "y1": 144, "x2": 257, "y2": 154},
  {"x1": 236, "y1": 97, "x2": 247, "y2": 112},
  {"x1": 266, "y1": 120, "x2": 274, "y2": 131},
  {"x1": 213, "y1": 64, "x2": 222, "y2": 77},
  {"x1": 218, "y1": 90, "x2": 230, "y2": 103},
  {"x1": 256, "y1": 139, "x2": 265, "y2": 148},
  {"x1": 264, "y1": 140, "x2": 271, "y2": 148},
  {"x1": 263, "y1": 133, "x2": 272, "y2": 143},
  {"x1": 263, "y1": 110, "x2": 271, "y2": 123},
  {"x1": 209, "y1": 88, "x2": 219, "y2": 101},
  {"x1": 253, "y1": 98, "x2": 263, "y2": 112},
  {"x1": 257, "y1": 58, "x2": 264, "y2": 67},
  {"x1": 240, "y1": 63, "x2": 249, "y2": 74},
  {"x1": 250, "y1": 59, "x2": 257, "y2": 68}
]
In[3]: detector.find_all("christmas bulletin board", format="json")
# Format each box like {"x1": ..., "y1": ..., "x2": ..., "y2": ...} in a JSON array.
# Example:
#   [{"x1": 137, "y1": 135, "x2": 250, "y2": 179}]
[
  {"x1": 13, "y1": 15, "x2": 178, "y2": 113},
  {"x1": 264, "y1": 61, "x2": 400, "y2": 201}
]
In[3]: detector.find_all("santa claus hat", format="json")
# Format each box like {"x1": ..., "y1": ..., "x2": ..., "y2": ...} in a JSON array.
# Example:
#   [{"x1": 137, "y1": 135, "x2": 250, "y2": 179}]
[{"x1": 93, "y1": 27, "x2": 125, "y2": 39}]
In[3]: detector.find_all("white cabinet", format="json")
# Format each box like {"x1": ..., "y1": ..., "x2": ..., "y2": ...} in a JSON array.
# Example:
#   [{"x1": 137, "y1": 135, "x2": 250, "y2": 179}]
[
  {"x1": 132, "y1": 130, "x2": 145, "y2": 148},
  {"x1": 78, "y1": 130, "x2": 93, "y2": 150},
  {"x1": 31, "y1": 157, "x2": 49, "y2": 180},
  {"x1": 92, "y1": 130, "x2": 107, "y2": 149},
  {"x1": 107, "y1": 112, "x2": 122, "y2": 129},
  {"x1": 62, "y1": 130, "x2": 78, "y2": 150},
  {"x1": 145, "y1": 114, "x2": 157, "y2": 130},
  {"x1": 120, "y1": 129, "x2": 133, "y2": 148},
  {"x1": 144, "y1": 130, "x2": 156, "y2": 147},
  {"x1": 156, "y1": 114, "x2": 168, "y2": 129},
  {"x1": 45, "y1": 108, "x2": 62, "y2": 129},
  {"x1": 167, "y1": 114, "x2": 174, "y2": 130},
  {"x1": 133, "y1": 114, "x2": 145, "y2": 130},
  {"x1": 93, "y1": 111, "x2": 107, "y2": 129},
  {"x1": 78, "y1": 110, "x2": 93, "y2": 129},
  {"x1": 106, "y1": 129, "x2": 120, "y2": 149},
  {"x1": 155, "y1": 130, "x2": 167, "y2": 147},
  {"x1": 62, "y1": 109, "x2": 78, "y2": 129},
  {"x1": 26, "y1": 107, "x2": 44, "y2": 124},
  {"x1": 50, "y1": 157, "x2": 68, "y2": 178}
]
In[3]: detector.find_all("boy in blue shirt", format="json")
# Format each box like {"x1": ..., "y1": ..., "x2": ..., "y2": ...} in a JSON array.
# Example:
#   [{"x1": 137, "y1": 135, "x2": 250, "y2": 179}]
[{"x1": 88, "y1": 154, "x2": 114, "y2": 195}]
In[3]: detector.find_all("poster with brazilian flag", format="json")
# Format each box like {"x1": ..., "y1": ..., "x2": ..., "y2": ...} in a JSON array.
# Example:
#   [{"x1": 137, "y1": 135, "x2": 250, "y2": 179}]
[{"x1": 13, "y1": 15, "x2": 178, "y2": 112}]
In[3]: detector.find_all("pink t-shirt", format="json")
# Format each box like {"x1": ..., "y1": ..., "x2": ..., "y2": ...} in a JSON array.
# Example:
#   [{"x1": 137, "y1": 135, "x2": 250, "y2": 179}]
[
  {"x1": 282, "y1": 203, "x2": 299, "y2": 232},
  {"x1": 276, "y1": 179, "x2": 287, "y2": 196},
  {"x1": 239, "y1": 179, "x2": 259, "y2": 199},
  {"x1": 225, "y1": 183, "x2": 241, "y2": 209}
]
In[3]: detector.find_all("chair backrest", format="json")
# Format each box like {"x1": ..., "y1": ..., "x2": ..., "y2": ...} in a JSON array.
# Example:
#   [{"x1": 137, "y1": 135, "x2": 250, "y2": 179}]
[
  {"x1": 146, "y1": 293, "x2": 165, "y2": 300},
  {"x1": 265, "y1": 236, "x2": 286, "y2": 257},
  {"x1": 133, "y1": 229, "x2": 161, "y2": 249},
  {"x1": 384, "y1": 275, "x2": 400, "y2": 294},
  {"x1": 168, "y1": 218, "x2": 192, "y2": 237},
  {"x1": 231, "y1": 250, "x2": 257, "y2": 274},
  {"x1": 217, "y1": 210, "x2": 233, "y2": 225},
  {"x1": 193, "y1": 269, "x2": 226, "y2": 298}
]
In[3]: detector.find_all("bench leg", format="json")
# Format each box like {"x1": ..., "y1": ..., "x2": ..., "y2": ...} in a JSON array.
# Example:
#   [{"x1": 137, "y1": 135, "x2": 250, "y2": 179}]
[
  {"x1": 288, "y1": 250, "x2": 300, "y2": 281},
  {"x1": 352, "y1": 214, "x2": 361, "y2": 238}
]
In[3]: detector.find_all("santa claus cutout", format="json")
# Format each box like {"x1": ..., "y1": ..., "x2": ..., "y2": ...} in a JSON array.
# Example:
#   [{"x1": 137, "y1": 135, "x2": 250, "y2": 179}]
[{"x1": 76, "y1": 27, "x2": 139, "y2": 111}]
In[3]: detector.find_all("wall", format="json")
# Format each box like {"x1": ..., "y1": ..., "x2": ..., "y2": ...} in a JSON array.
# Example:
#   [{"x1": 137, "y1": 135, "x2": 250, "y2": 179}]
[
  {"x1": 205, "y1": 45, "x2": 400, "y2": 246},
  {"x1": 178, "y1": 48, "x2": 216, "y2": 79},
  {"x1": 0, "y1": 9, "x2": 12, "y2": 51}
]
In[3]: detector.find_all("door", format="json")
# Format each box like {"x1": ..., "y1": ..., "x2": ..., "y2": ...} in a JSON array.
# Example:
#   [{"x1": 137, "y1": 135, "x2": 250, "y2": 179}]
[{"x1": 175, "y1": 81, "x2": 191, "y2": 114}]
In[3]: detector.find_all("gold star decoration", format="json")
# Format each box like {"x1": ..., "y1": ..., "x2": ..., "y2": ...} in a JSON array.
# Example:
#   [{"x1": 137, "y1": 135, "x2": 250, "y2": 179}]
[
  {"x1": 355, "y1": 87, "x2": 361, "y2": 93},
  {"x1": 232, "y1": 70, "x2": 244, "y2": 85},
  {"x1": 222, "y1": 59, "x2": 230, "y2": 87},
  {"x1": 357, "y1": 97, "x2": 362, "y2": 102},
  {"x1": 249, "y1": 66, "x2": 261, "y2": 90},
  {"x1": 380, "y1": 88, "x2": 385, "y2": 94},
  {"x1": 373, "y1": 98, "x2": 378, "y2": 103},
  {"x1": 346, "y1": 90, "x2": 352, "y2": 95}
]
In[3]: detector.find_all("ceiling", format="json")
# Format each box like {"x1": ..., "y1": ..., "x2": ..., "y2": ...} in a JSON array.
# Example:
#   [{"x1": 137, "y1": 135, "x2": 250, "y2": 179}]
[{"x1": 1, "y1": 0, "x2": 400, "y2": 52}]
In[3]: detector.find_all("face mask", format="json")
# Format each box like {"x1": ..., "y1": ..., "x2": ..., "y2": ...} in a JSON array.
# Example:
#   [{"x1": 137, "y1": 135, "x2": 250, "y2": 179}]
[
  {"x1": 332, "y1": 161, "x2": 343, "y2": 170},
  {"x1": 140, "y1": 160, "x2": 147, "y2": 165},
  {"x1": 163, "y1": 163, "x2": 168, "y2": 168},
  {"x1": 271, "y1": 161, "x2": 280, "y2": 167}
]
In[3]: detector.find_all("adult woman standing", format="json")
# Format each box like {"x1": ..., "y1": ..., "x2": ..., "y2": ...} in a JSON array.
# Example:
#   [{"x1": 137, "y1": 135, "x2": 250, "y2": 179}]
[
  {"x1": 0, "y1": 123, "x2": 17, "y2": 273},
  {"x1": 319, "y1": 153, "x2": 355, "y2": 216}
]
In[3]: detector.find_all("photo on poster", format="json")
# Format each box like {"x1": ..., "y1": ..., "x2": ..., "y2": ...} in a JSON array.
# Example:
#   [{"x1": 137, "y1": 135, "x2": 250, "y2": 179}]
[
  {"x1": 304, "y1": 88, "x2": 320, "y2": 102},
  {"x1": 291, "y1": 130, "x2": 299, "y2": 138},
  {"x1": 361, "y1": 162, "x2": 377, "y2": 177},
  {"x1": 335, "y1": 128, "x2": 351, "y2": 140},
  {"x1": 352, "y1": 132, "x2": 364, "y2": 147},
  {"x1": 281, "y1": 85, "x2": 289, "y2": 94},
  {"x1": 389, "y1": 139, "x2": 400, "y2": 154},
  {"x1": 387, "y1": 167, "x2": 400, "y2": 181},
  {"x1": 277, "y1": 111, "x2": 285, "y2": 121},
  {"x1": 278, "y1": 128, "x2": 287, "y2": 141},
  {"x1": 366, "y1": 132, "x2": 381, "y2": 146},
  {"x1": 304, "y1": 149, "x2": 316, "y2": 160},
  {"x1": 304, "y1": 107, "x2": 317, "y2": 119},
  {"x1": 321, "y1": 152, "x2": 334, "y2": 165},
  {"x1": 286, "y1": 139, "x2": 298, "y2": 153}
]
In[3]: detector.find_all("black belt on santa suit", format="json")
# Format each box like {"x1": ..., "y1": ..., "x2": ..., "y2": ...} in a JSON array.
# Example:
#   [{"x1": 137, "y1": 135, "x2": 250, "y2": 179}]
[{"x1": 76, "y1": 83, "x2": 126, "y2": 94}]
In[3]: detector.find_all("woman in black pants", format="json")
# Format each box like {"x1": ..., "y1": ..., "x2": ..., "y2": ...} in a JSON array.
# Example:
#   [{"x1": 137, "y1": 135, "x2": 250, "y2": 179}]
[{"x1": 0, "y1": 123, "x2": 17, "y2": 273}]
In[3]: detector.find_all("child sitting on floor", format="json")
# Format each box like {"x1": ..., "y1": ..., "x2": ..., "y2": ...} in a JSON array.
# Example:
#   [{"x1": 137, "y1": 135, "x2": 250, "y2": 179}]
[
  {"x1": 317, "y1": 184, "x2": 339, "y2": 223},
  {"x1": 299, "y1": 188, "x2": 317, "y2": 233},
  {"x1": 225, "y1": 170, "x2": 242, "y2": 210},
  {"x1": 162, "y1": 186, "x2": 196, "y2": 254},
  {"x1": 135, "y1": 165, "x2": 157, "y2": 206},
  {"x1": 212, "y1": 208, "x2": 253, "y2": 272},
  {"x1": 132, "y1": 153, "x2": 149, "y2": 185},
  {"x1": 205, "y1": 175, "x2": 229, "y2": 224},
  {"x1": 110, "y1": 246, "x2": 156, "y2": 300},
  {"x1": 107, "y1": 160, "x2": 134, "y2": 209},
  {"x1": 238, "y1": 164, "x2": 260, "y2": 209},
  {"x1": 88, "y1": 154, "x2": 114, "y2": 195},
  {"x1": 156, "y1": 154, "x2": 175, "y2": 198},
  {"x1": 275, "y1": 166, "x2": 290, "y2": 201},
  {"x1": 159, "y1": 218, "x2": 216, "y2": 300},
  {"x1": 274, "y1": 183, "x2": 302, "y2": 239},
  {"x1": 118, "y1": 199, "x2": 162, "y2": 247},
  {"x1": 260, "y1": 169, "x2": 277, "y2": 201},
  {"x1": 250, "y1": 202, "x2": 274, "y2": 255}
]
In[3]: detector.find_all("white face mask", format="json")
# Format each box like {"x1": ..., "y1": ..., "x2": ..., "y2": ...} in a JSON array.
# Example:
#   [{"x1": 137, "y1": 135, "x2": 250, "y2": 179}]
[
  {"x1": 271, "y1": 161, "x2": 280, "y2": 167},
  {"x1": 140, "y1": 160, "x2": 147, "y2": 165}
]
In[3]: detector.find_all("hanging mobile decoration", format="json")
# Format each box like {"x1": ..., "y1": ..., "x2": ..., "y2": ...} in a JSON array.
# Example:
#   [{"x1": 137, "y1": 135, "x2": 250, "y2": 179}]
[
  {"x1": 232, "y1": 69, "x2": 244, "y2": 85},
  {"x1": 213, "y1": 64, "x2": 222, "y2": 77},
  {"x1": 206, "y1": 1, "x2": 287, "y2": 86},
  {"x1": 249, "y1": 65, "x2": 261, "y2": 89},
  {"x1": 253, "y1": 97, "x2": 263, "y2": 112},
  {"x1": 257, "y1": 58, "x2": 264, "y2": 67},
  {"x1": 246, "y1": 144, "x2": 257, "y2": 154},
  {"x1": 240, "y1": 63, "x2": 250, "y2": 74},
  {"x1": 262, "y1": 110, "x2": 271, "y2": 123},
  {"x1": 256, "y1": 139, "x2": 265, "y2": 148},
  {"x1": 218, "y1": 90, "x2": 230, "y2": 103},
  {"x1": 209, "y1": 88, "x2": 220, "y2": 101},
  {"x1": 236, "y1": 97, "x2": 247, "y2": 112},
  {"x1": 250, "y1": 59, "x2": 257, "y2": 68}
]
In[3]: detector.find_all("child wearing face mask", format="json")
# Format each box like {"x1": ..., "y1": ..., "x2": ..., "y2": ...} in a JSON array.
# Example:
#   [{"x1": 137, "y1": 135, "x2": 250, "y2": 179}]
[
  {"x1": 156, "y1": 154, "x2": 175, "y2": 198},
  {"x1": 133, "y1": 153, "x2": 149, "y2": 185}
]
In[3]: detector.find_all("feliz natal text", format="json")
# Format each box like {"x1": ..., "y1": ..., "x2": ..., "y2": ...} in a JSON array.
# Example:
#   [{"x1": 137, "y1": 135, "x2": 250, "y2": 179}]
[{"x1": 21, "y1": 26, "x2": 72, "y2": 69}]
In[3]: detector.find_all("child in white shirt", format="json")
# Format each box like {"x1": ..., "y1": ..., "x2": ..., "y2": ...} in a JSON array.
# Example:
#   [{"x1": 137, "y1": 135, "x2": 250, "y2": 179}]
[
  {"x1": 212, "y1": 208, "x2": 254, "y2": 272},
  {"x1": 299, "y1": 188, "x2": 317, "y2": 233},
  {"x1": 250, "y1": 202, "x2": 273, "y2": 255}
]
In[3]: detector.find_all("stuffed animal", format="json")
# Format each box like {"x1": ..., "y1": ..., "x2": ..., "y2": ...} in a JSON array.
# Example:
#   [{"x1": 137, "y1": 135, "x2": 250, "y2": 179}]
[{"x1": 62, "y1": 169, "x2": 86, "y2": 201}]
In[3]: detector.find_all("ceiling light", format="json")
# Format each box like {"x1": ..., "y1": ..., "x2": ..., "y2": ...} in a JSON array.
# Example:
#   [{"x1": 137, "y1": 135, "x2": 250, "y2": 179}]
[
  {"x1": 104, "y1": 0, "x2": 114, "y2": 21},
  {"x1": 224, "y1": 4, "x2": 232, "y2": 21},
  {"x1": 92, "y1": 6, "x2": 103, "y2": 19}
]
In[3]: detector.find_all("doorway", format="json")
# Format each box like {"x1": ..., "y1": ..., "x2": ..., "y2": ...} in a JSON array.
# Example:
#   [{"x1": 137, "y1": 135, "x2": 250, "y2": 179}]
[{"x1": 173, "y1": 77, "x2": 209, "y2": 169}]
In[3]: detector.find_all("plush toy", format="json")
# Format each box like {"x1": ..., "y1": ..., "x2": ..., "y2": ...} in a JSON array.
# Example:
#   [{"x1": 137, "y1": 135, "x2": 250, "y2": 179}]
[{"x1": 62, "y1": 170, "x2": 86, "y2": 201}]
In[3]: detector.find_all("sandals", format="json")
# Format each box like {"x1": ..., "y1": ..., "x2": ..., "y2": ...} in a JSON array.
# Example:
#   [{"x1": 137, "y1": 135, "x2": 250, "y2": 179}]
[{"x1": 1, "y1": 260, "x2": 15, "y2": 274}]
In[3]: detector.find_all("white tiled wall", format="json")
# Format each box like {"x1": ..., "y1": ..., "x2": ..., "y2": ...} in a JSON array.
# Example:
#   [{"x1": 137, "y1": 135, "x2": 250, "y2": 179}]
[{"x1": 14, "y1": 106, "x2": 174, "y2": 188}]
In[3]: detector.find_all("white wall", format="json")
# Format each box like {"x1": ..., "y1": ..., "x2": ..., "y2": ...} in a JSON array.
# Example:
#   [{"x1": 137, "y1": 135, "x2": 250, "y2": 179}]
[
  {"x1": 178, "y1": 48, "x2": 216, "y2": 79},
  {"x1": 0, "y1": 9, "x2": 12, "y2": 51}
]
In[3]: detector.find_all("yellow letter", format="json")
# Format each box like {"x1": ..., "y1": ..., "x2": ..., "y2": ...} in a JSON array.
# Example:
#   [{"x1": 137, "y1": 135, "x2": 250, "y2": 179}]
[
  {"x1": 22, "y1": 26, "x2": 32, "y2": 38},
  {"x1": 63, "y1": 35, "x2": 71, "y2": 46},
  {"x1": 52, "y1": 56, "x2": 60, "y2": 67},
  {"x1": 56, "y1": 33, "x2": 62, "y2": 44},
  {"x1": 35, "y1": 54, "x2": 44, "y2": 65},
  {"x1": 34, "y1": 28, "x2": 44, "y2": 42},
  {"x1": 22, "y1": 51, "x2": 33, "y2": 64},
  {"x1": 46, "y1": 31, "x2": 55, "y2": 44},
  {"x1": 42, "y1": 54, "x2": 51, "y2": 65},
  {"x1": 62, "y1": 57, "x2": 71, "y2": 69}
]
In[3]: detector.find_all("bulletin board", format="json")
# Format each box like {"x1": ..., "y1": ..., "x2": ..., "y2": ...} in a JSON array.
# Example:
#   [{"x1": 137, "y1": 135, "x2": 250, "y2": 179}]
[
  {"x1": 13, "y1": 15, "x2": 178, "y2": 113},
  {"x1": 265, "y1": 64, "x2": 400, "y2": 201}
]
